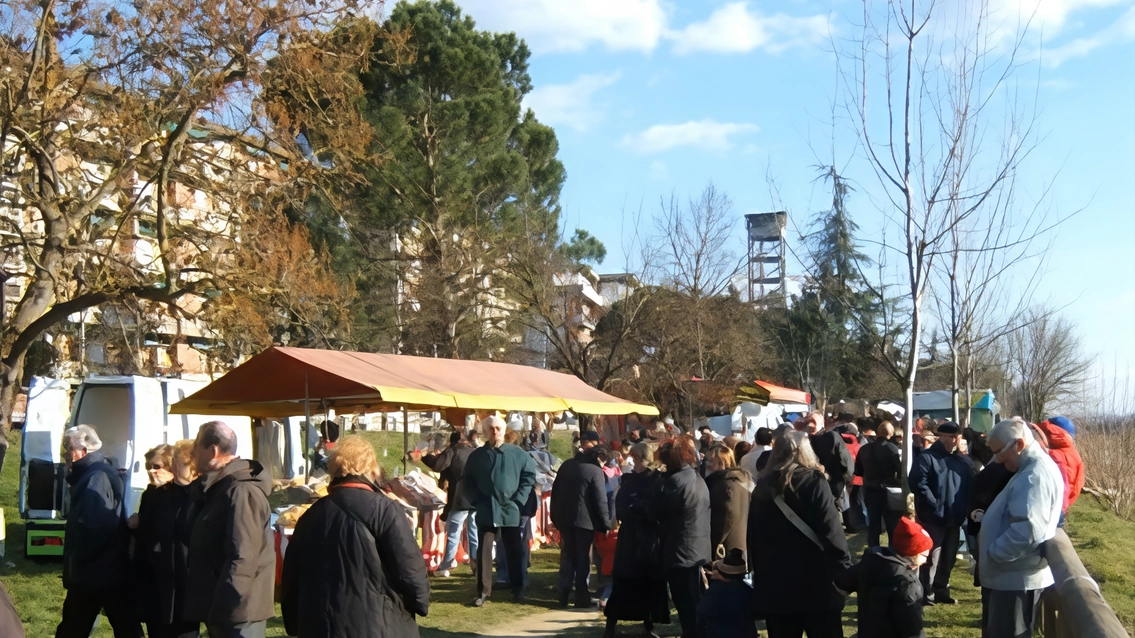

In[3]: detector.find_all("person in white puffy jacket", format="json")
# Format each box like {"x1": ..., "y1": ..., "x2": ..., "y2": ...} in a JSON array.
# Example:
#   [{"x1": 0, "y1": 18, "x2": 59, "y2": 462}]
[{"x1": 978, "y1": 417, "x2": 1063, "y2": 638}]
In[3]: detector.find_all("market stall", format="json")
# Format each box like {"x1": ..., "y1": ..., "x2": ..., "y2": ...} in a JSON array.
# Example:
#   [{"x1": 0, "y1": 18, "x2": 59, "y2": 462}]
[{"x1": 170, "y1": 346, "x2": 657, "y2": 571}]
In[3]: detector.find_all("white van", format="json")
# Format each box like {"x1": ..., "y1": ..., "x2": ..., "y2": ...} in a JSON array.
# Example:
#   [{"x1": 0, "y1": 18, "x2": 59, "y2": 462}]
[
  {"x1": 18, "y1": 376, "x2": 72, "y2": 520},
  {"x1": 68, "y1": 376, "x2": 255, "y2": 515}
]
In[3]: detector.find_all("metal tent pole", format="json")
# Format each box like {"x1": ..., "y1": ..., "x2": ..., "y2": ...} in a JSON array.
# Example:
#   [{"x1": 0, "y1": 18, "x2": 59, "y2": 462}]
[
  {"x1": 402, "y1": 407, "x2": 409, "y2": 476},
  {"x1": 304, "y1": 369, "x2": 311, "y2": 481}
]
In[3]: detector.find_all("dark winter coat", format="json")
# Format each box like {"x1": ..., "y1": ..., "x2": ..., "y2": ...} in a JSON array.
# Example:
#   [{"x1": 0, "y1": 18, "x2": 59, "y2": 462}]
[
  {"x1": 422, "y1": 442, "x2": 475, "y2": 519},
  {"x1": 135, "y1": 481, "x2": 198, "y2": 625},
  {"x1": 281, "y1": 478, "x2": 430, "y2": 638},
  {"x1": 965, "y1": 461, "x2": 1013, "y2": 538},
  {"x1": 705, "y1": 467, "x2": 750, "y2": 557},
  {"x1": 748, "y1": 467, "x2": 851, "y2": 616},
  {"x1": 856, "y1": 439, "x2": 903, "y2": 489},
  {"x1": 834, "y1": 547, "x2": 925, "y2": 638},
  {"x1": 650, "y1": 465, "x2": 712, "y2": 570},
  {"x1": 463, "y1": 443, "x2": 537, "y2": 529},
  {"x1": 611, "y1": 470, "x2": 665, "y2": 579},
  {"x1": 605, "y1": 470, "x2": 670, "y2": 624},
  {"x1": 811, "y1": 430, "x2": 855, "y2": 499},
  {"x1": 184, "y1": 459, "x2": 275, "y2": 625},
  {"x1": 63, "y1": 451, "x2": 130, "y2": 591},
  {"x1": 696, "y1": 576, "x2": 758, "y2": 638},
  {"x1": 910, "y1": 441, "x2": 975, "y2": 528},
  {"x1": 551, "y1": 450, "x2": 611, "y2": 533}
]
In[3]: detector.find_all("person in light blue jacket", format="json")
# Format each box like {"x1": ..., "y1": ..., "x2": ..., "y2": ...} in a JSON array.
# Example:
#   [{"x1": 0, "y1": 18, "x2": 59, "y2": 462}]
[{"x1": 978, "y1": 417, "x2": 1063, "y2": 638}]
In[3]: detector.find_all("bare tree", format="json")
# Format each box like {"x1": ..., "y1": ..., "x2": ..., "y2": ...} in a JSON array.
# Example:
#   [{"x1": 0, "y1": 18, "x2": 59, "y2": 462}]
[
  {"x1": 0, "y1": 0, "x2": 365, "y2": 464},
  {"x1": 929, "y1": 178, "x2": 1056, "y2": 426},
  {"x1": 841, "y1": 0, "x2": 1045, "y2": 484},
  {"x1": 1005, "y1": 308, "x2": 1093, "y2": 423},
  {"x1": 655, "y1": 183, "x2": 747, "y2": 381},
  {"x1": 505, "y1": 204, "x2": 657, "y2": 391}
]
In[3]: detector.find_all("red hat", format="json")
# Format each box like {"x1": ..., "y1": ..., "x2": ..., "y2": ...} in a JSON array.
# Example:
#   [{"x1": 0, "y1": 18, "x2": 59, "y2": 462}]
[{"x1": 892, "y1": 517, "x2": 933, "y2": 557}]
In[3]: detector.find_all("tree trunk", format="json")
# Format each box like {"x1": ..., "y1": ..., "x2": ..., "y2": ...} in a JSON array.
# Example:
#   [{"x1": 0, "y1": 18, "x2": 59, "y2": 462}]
[{"x1": 0, "y1": 356, "x2": 25, "y2": 474}]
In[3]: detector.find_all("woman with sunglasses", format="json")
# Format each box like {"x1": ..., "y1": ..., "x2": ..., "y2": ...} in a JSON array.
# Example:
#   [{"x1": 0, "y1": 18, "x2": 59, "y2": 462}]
[{"x1": 132, "y1": 441, "x2": 202, "y2": 638}]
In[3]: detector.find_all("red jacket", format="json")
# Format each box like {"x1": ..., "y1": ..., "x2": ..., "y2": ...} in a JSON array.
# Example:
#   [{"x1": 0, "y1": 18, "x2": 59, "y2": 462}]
[
  {"x1": 1038, "y1": 420, "x2": 1085, "y2": 511},
  {"x1": 841, "y1": 433, "x2": 863, "y2": 486}
]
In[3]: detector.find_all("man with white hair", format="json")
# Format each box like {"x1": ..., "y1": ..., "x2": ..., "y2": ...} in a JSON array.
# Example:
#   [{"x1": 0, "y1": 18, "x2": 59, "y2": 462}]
[
  {"x1": 185, "y1": 421, "x2": 274, "y2": 638},
  {"x1": 797, "y1": 411, "x2": 854, "y2": 504},
  {"x1": 463, "y1": 415, "x2": 537, "y2": 607},
  {"x1": 979, "y1": 417, "x2": 1063, "y2": 637},
  {"x1": 56, "y1": 425, "x2": 142, "y2": 638}
]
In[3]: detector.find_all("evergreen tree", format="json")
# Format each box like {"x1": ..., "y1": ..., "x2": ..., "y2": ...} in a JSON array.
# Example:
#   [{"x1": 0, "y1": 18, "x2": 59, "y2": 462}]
[
  {"x1": 769, "y1": 167, "x2": 881, "y2": 406},
  {"x1": 282, "y1": 1, "x2": 568, "y2": 356}
]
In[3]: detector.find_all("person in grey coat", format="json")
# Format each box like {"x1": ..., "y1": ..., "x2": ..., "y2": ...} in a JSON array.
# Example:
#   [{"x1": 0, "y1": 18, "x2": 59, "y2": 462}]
[
  {"x1": 979, "y1": 418, "x2": 1063, "y2": 638},
  {"x1": 650, "y1": 436, "x2": 711, "y2": 638}
]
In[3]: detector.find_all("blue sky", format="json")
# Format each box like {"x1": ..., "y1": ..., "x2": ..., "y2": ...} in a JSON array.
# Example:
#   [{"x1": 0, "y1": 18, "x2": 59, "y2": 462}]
[{"x1": 452, "y1": 0, "x2": 1135, "y2": 391}]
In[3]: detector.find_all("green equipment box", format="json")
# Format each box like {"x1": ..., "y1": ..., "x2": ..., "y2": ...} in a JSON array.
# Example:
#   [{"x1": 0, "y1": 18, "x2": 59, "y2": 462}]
[{"x1": 26, "y1": 519, "x2": 66, "y2": 558}]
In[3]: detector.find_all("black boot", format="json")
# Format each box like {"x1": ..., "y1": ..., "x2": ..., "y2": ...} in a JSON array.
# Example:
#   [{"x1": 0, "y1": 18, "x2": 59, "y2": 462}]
[{"x1": 604, "y1": 618, "x2": 618, "y2": 638}]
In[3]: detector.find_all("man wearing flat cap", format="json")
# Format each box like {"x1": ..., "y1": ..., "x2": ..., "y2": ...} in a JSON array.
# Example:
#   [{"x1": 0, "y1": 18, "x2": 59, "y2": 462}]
[{"x1": 909, "y1": 421, "x2": 974, "y2": 605}]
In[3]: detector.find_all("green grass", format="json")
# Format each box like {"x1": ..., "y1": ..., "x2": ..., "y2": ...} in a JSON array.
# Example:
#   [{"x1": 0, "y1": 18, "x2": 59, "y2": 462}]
[
  {"x1": 4, "y1": 424, "x2": 1131, "y2": 637},
  {"x1": 1064, "y1": 496, "x2": 1135, "y2": 633}
]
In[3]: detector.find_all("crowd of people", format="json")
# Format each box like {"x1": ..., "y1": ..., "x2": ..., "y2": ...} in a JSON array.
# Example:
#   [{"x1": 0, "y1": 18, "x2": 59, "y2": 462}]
[
  {"x1": 540, "y1": 410, "x2": 1082, "y2": 638},
  {"x1": 39, "y1": 406, "x2": 1085, "y2": 638}
]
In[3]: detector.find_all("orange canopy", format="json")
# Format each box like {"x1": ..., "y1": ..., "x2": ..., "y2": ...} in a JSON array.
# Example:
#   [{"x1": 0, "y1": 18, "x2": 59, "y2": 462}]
[
  {"x1": 170, "y1": 347, "x2": 658, "y2": 417},
  {"x1": 754, "y1": 381, "x2": 811, "y2": 406}
]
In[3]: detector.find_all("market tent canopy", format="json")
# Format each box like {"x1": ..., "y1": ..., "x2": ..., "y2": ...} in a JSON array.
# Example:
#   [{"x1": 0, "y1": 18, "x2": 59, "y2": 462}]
[
  {"x1": 912, "y1": 389, "x2": 998, "y2": 412},
  {"x1": 170, "y1": 347, "x2": 658, "y2": 417},
  {"x1": 735, "y1": 380, "x2": 811, "y2": 407}
]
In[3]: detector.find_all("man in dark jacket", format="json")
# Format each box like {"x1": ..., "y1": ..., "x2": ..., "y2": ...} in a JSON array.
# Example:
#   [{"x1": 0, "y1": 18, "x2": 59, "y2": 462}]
[
  {"x1": 835, "y1": 516, "x2": 933, "y2": 638},
  {"x1": 800, "y1": 412, "x2": 855, "y2": 504},
  {"x1": 185, "y1": 421, "x2": 275, "y2": 638},
  {"x1": 463, "y1": 416, "x2": 537, "y2": 606},
  {"x1": 909, "y1": 421, "x2": 974, "y2": 605},
  {"x1": 857, "y1": 421, "x2": 904, "y2": 548},
  {"x1": 56, "y1": 425, "x2": 142, "y2": 638},
  {"x1": 422, "y1": 431, "x2": 477, "y2": 577},
  {"x1": 551, "y1": 439, "x2": 612, "y2": 608}
]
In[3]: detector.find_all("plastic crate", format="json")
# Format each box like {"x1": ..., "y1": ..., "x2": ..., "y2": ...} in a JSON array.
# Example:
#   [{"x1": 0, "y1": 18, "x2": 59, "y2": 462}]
[{"x1": 26, "y1": 519, "x2": 66, "y2": 558}]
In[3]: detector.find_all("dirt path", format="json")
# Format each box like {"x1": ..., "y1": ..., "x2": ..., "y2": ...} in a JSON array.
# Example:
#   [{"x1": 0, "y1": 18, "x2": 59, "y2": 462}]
[{"x1": 479, "y1": 607, "x2": 603, "y2": 637}]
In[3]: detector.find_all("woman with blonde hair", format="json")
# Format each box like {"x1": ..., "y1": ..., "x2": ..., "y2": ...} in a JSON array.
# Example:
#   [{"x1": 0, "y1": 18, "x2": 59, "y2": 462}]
[
  {"x1": 604, "y1": 441, "x2": 670, "y2": 638},
  {"x1": 748, "y1": 431, "x2": 851, "y2": 638},
  {"x1": 704, "y1": 444, "x2": 751, "y2": 561},
  {"x1": 282, "y1": 436, "x2": 430, "y2": 637},
  {"x1": 134, "y1": 440, "x2": 201, "y2": 638}
]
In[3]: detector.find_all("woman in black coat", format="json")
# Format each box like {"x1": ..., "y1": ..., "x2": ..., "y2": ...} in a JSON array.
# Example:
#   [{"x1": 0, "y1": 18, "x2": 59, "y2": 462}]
[
  {"x1": 604, "y1": 442, "x2": 670, "y2": 638},
  {"x1": 749, "y1": 431, "x2": 851, "y2": 638},
  {"x1": 281, "y1": 436, "x2": 430, "y2": 638},
  {"x1": 131, "y1": 440, "x2": 201, "y2": 638},
  {"x1": 649, "y1": 436, "x2": 711, "y2": 638}
]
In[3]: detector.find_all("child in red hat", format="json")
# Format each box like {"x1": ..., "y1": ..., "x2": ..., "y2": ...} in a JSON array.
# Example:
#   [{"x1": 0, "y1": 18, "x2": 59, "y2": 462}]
[{"x1": 834, "y1": 516, "x2": 933, "y2": 638}]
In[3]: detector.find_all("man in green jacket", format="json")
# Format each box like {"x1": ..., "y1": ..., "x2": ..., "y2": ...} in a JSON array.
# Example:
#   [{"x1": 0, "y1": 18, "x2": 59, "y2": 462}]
[{"x1": 464, "y1": 415, "x2": 537, "y2": 606}]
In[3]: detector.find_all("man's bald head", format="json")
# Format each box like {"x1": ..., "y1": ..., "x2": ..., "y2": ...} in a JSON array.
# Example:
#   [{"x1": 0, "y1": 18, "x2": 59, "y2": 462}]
[{"x1": 198, "y1": 421, "x2": 238, "y2": 455}]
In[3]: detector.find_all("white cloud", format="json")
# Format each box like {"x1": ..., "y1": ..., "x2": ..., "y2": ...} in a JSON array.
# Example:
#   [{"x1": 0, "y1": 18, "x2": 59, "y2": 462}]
[
  {"x1": 522, "y1": 73, "x2": 620, "y2": 132},
  {"x1": 669, "y1": 2, "x2": 832, "y2": 54},
  {"x1": 457, "y1": 0, "x2": 667, "y2": 54},
  {"x1": 1043, "y1": 5, "x2": 1135, "y2": 65},
  {"x1": 648, "y1": 160, "x2": 669, "y2": 180},
  {"x1": 1001, "y1": 0, "x2": 1127, "y2": 33},
  {"x1": 621, "y1": 120, "x2": 759, "y2": 154}
]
